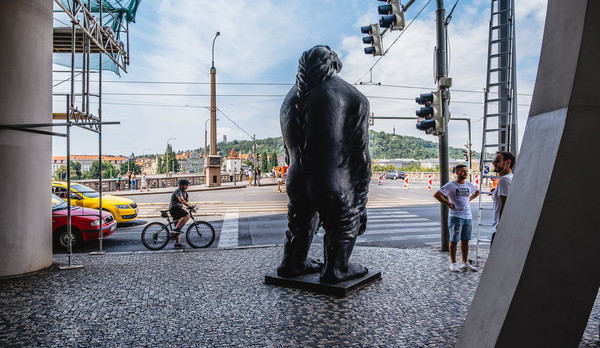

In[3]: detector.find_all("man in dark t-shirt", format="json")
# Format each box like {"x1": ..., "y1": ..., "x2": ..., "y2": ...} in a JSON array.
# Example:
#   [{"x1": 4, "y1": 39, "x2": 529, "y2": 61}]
[{"x1": 169, "y1": 179, "x2": 191, "y2": 249}]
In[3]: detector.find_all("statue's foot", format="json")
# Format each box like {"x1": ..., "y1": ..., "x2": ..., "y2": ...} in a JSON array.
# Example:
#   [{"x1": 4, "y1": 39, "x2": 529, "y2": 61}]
[
  {"x1": 319, "y1": 263, "x2": 368, "y2": 284},
  {"x1": 277, "y1": 257, "x2": 324, "y2": 278}
]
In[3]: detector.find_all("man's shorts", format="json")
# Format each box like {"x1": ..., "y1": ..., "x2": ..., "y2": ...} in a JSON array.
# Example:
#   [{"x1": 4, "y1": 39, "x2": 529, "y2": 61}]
[
  {"x1": 448, "y1": 216, "x2": 472, "y2": 242},
  {"x1": 169, "y1": 207, "x2": 188, "y2": 220}
]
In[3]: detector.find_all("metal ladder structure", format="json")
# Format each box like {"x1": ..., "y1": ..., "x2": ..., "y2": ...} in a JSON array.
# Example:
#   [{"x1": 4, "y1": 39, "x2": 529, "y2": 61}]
[{"x1": 475, "y1": 0, "x2": 518, "y2": 264}]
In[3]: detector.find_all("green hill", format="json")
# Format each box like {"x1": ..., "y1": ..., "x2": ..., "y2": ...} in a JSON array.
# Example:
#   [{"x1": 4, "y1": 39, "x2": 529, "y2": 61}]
[{"x1": 200, "y1": 130, "x2": 472, "y2": 161}]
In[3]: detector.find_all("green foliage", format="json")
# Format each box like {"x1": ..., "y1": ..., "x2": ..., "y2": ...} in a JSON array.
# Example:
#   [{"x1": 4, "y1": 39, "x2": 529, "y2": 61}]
[
  {"x1": 158, "y1": 144, "x2": 179, "y2": 174},
  {"x1": 53, "y1": 161, "x2": 83, "y2": 180},
  {"x1": 192, "y1": 130, "x2": 475, "y2": 165},
  {"x1": 195, "y1": 136, "x2": 286, "y2": 162},
  {"x1": 368, "y1": 130, "x2": 471, "y2": 159},
  {"x1": 270, "y1": 151, "x2": 279, "y2": 169},
  {"x1": 261, "y1": 151, "x2": 269, "y2": 172},
  {"x1": 84, "y1": 160, "x2": 118, "y2": 179}
]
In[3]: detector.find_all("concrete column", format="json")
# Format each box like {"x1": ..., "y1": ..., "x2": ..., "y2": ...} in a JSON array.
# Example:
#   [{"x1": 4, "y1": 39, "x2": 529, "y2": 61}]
[
  {"x1": 457, "y1": 0, "x2": 600, "y2": 346},
  {"x1": 0, "y1": 1, "x2": 53, "y2": 277}
]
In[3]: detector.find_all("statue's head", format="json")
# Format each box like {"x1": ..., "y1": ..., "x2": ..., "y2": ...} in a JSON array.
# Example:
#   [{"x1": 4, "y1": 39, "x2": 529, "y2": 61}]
[{"x1": 297, "y1": 45, "x2": 342, "y2": 83}]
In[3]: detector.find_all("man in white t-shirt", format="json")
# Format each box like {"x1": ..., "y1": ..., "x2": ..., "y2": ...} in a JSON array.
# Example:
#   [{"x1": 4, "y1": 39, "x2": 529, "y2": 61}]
[
  {"x1": 434, "y1": 164, "x2": 480, "y2": 272},
  {"x1": 491, "y1": 151, "x2": 515, "y2": 247}
]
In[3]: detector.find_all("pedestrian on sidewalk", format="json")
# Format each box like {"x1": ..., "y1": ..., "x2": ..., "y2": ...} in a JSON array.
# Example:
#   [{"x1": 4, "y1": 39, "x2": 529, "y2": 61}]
[
  {"x1": 434, "y1": 164, "x2": 480, "y2": 272},
  {"x1": 490, "y1": 151, "x2": 514, "y2": 247},
  {"x1": 248, "y1": 169, "x2": 253, "y2": 186},
  {"x1": 256, "y1": 168, "x2": 261, "y2": 186},
  {"x1": 277, "y1": 171, "x2": 283, "y2": 192},
  {"x1": 131, "y1": 172, "x2": 137, "y2": 191},
  {"x1": 140, "y1": 172, "x2": 149, "y2": 192},
  {"x1": 116, "y1": 171, "x2": 122, "y2": 191},
  {"x1": 127, "y1": 171, "x2": 132, "y2": 190}
]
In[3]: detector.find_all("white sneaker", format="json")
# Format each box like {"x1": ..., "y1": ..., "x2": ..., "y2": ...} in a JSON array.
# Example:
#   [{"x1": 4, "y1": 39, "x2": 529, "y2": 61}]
[
  {"x1": 460, "y1": 262, "x2": 478, "y2": 272},
  {"x1": 449, "y1": 263, "x2": 459, "y2": 272}
]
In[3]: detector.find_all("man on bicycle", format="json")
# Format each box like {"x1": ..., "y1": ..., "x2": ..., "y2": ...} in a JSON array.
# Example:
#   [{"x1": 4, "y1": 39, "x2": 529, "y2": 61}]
[{"x1": 169, "y1": 179, "x2": 192, "y2": 249}]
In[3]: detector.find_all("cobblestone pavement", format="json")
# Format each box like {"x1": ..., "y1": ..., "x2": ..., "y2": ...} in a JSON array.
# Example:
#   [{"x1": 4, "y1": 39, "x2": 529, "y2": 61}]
[{"x1": 1, "y1": 246, "x2": 598, "y2": 347}]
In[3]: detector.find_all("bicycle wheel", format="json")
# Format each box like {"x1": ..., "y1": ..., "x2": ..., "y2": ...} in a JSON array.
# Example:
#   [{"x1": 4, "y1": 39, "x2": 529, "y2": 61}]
[
  {"x1": 141, "y1": 222, "x2": 170, "y2": 250},
  {"x1": 186, "y1": 221, "x2": 215, "y2": 248}
]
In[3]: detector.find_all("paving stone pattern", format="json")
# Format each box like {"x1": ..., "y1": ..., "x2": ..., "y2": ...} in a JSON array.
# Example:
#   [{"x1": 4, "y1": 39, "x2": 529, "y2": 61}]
[{"x1": 0, "y1": 246, "x2": 598, "y2": 347}]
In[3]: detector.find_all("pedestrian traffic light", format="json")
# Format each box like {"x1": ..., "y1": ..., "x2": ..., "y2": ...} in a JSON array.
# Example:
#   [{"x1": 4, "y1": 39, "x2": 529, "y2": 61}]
[
  {"x1": 369, "y1": 112, "x2": 375, "y2": 126},
  {"x1": 361, "y1": 24, "x2": 382, "y2": 56},
  {"x1": 415, "y1": 91, "x2": 442, "y2": 135},
  {"x1": 378, "y1": 0, "x2": 405, "y2": 31}
]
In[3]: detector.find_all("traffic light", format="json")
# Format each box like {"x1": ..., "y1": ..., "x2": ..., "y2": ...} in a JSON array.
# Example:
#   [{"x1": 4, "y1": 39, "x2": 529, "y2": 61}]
[
  {"x1": 415, "y1": 91, "x2": 442, "y2": 135},
  {"x1": 378, "y1": 0, "x2": 405, "y2": 31},
  {"x1": 361, "y1": 24, "x2": 382, "y2": 56},
  {"x1": 462, "y1": 149, "x2": 469, "y2": 161},
  {"x1": 369, "y1": 112, "x2": 375, "y2": 126}
]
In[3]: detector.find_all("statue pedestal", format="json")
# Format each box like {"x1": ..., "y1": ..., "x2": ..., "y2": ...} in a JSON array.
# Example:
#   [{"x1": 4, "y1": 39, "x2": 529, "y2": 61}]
[
  {"x1": 265, "y1": 270, "x2": 381, "y2": 297},
  {"x1": 205, "y1": 156, "x2": 221, "y2": 187}
]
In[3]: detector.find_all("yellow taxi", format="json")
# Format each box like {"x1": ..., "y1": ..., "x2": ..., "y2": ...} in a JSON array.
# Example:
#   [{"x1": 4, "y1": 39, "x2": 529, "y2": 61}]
[{"x1": 52, "y1": 181, "x2": 138, "y2": 223}]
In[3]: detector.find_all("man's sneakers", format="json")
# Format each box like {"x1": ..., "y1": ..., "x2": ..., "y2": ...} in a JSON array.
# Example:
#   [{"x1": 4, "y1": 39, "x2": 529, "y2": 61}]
[
  {"x1": 459, "y1": 262, "x2": 478, "y2": 272},
  {"x1": 449, "y1": 263, "x2": 459, "y2": 272},
  {"x1": 174, "y1": 243, "x2": 186, "y2": 249},
  {"x1": 449, "y1": 262, "x2": 478, "y2": 272}
]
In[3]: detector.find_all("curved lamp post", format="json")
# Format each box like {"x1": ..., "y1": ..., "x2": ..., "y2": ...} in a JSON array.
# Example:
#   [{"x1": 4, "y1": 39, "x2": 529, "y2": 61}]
[{"x1": 207, "y1": 31, "x2": 221, "y2": 187}]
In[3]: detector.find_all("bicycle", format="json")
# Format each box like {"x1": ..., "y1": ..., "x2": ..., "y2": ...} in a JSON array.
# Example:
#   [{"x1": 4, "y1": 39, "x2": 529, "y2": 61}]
[{"x1": 141, "y1": 206, "x2": 215, "y2": 250}]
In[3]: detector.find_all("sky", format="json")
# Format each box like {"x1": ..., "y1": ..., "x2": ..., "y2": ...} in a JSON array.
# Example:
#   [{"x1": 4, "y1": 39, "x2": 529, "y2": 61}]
[{"x1": 51, "y1": 0, "x2": 548, "y2": 158}]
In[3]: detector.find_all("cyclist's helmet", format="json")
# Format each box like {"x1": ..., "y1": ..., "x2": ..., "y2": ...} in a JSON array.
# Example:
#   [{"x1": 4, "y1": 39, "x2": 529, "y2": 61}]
[{"x1": 178, "y1": 179, "x2": 190, "y2": 187}]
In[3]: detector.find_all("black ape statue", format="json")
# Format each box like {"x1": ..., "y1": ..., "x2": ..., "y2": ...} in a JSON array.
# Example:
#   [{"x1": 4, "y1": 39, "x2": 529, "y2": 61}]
[{"x1": 277, "y1": 45, "x2": 371, "y2": 284}]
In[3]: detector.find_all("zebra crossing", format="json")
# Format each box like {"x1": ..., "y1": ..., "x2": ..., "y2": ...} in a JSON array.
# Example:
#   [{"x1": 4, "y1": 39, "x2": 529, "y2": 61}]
[{"x1": 211, "y1": 205, "x2": 442, "y2": 248}]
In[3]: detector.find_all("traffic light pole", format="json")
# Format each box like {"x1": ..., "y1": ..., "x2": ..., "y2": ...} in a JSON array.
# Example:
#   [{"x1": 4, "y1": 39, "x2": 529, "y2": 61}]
[{"x1": 436, "y1": 0, "x2": 450, "y2": 252}]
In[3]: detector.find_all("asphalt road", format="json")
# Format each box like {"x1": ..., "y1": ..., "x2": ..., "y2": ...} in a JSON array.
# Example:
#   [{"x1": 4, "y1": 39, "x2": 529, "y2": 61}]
[{"x1": 55, "y1": 178, "x2": 495, "y2": 254}]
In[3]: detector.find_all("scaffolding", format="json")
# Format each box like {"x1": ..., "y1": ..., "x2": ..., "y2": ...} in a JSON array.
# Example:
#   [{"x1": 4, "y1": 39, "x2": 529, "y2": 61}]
[
  {"x1": 51, "y1": 0, "x2": 137, "y2": 266},
  {"x1": 474, "y1": 0, "x2": 518, "y2": 265}
]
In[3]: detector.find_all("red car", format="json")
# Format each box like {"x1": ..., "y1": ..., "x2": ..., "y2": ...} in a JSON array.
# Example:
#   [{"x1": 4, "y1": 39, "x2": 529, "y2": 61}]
[{"x1": 52, "y1": 194, "x2": 117, "y2": 249}]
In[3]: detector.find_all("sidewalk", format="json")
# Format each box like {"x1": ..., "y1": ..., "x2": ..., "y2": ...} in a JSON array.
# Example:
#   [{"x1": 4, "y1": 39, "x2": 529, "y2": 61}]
[
  {"x1": 1, "y1": 246, "x2": 598, "y2": 347},
  {"x1": 110, "y1": 179, "x2": 277, "y2": 196}
]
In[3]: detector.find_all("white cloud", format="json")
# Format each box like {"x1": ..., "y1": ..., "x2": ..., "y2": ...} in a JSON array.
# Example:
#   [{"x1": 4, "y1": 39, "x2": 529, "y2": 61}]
[{"x1": 52, "y1": 0, "x2": 548, "y2": 158}]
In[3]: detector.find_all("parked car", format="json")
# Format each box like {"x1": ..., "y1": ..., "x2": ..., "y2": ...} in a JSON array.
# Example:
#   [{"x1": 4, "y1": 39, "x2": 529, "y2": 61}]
[
  {"x1": 52, "y1": 181, "x2": 138, "y2": 223},
  {"x1": 52, "y1": 194, "x2": 117, "y2": 249},
  {"x1": 385, "y1": 170, "x2": 405, "y2": 180}
]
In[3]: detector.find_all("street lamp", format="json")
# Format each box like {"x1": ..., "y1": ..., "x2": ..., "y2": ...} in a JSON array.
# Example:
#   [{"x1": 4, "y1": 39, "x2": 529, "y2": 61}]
[
  {"x1": 211, "y1": 31, "x2": 220, "y2": 69},
  {"x1": 210, "y1": 31, "x2": 220, "y2": 157},
  {"x1": 166, "y1": 138, "x2": 175, "y2": 176},
  {"x1": 206, "y1": 31, "x2": 221, "y2": 187},
  {"x1": 204, "y1": 118, "x2": 210, "y2": 168}
]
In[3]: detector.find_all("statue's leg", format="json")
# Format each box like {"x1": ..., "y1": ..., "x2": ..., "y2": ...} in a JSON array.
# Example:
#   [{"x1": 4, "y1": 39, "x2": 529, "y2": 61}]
[
  {"x1": 319, "y1": 203, "x2": 368, "y2": 284},
  {"x1": 276, "y1": 199, "x2": 323, "y2": 277}
]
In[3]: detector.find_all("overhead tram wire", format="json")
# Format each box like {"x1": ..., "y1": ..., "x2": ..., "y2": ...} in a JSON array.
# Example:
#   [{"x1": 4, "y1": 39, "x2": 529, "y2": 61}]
[
  {"x1": 52, "y1": 79, "x2": 533, "y2": 97},
  {"x1": 354, "y1": 0, "x2": 433, "y2": 85},
  {"x1": 216, "y1": 107, "x2": 254, "y2": 140}
]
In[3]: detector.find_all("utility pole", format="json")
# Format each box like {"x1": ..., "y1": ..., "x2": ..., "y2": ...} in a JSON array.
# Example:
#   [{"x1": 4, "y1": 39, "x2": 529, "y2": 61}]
[
  {"x1": 206, "y1": 32, "x2": 221, "y2": 187},
  {"x1": 436, "y1": 0, "x2": 451, "y2": 252}
]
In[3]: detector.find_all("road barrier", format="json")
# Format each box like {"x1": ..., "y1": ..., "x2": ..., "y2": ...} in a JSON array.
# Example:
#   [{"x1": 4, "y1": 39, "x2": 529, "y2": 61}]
[
  {"x1": 474, "y1": 174, "x2": 480, "y2": 190},
  {"x1": 427, "y1": 175, "x2": 432, "y2": 190},
  {"x1": 403, "y1": 176, "x2": 409, "y2": 189}
]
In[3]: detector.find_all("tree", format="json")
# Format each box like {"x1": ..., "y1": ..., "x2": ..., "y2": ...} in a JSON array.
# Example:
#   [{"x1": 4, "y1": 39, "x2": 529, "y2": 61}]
[
  {"x1": 84, "y1": 160, "x2": 117, "y2": 179},
  {"x1": 53, "y1": 161, "x2": 83, "y2": 180},
  {"x1": 261, "y1": 151, "x2": 269, "y2": 172},
  {"x1": 270, "y1": 151, "x2": 278, "y2": 169},
  {"x1": 159, "y1": 144, "x2": 179, "y2": 174}
]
